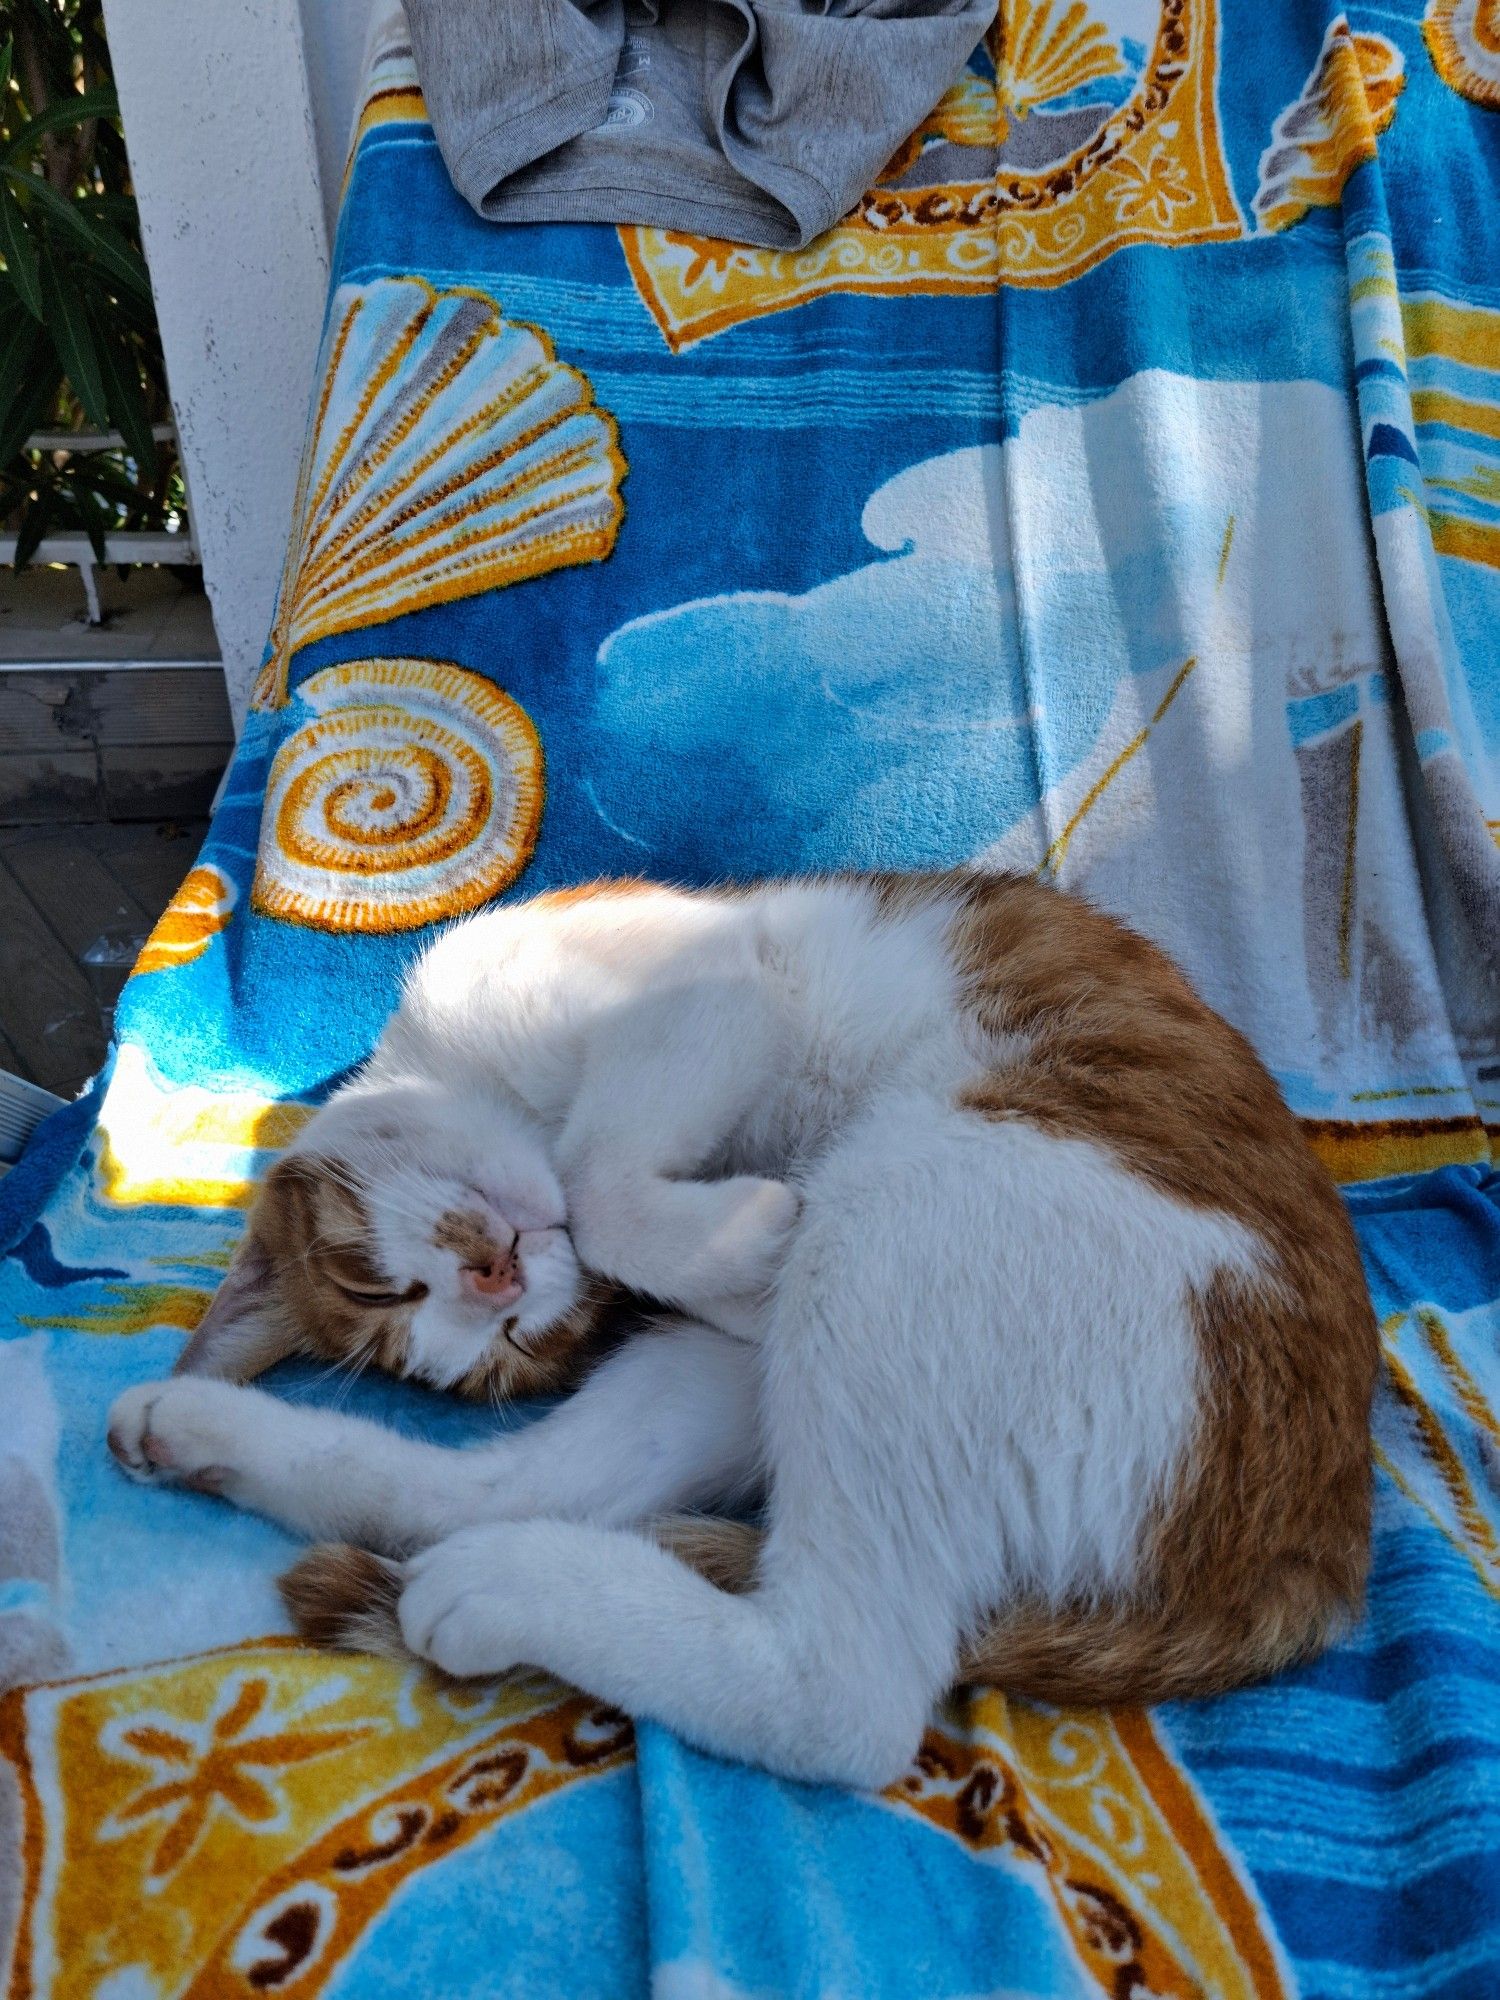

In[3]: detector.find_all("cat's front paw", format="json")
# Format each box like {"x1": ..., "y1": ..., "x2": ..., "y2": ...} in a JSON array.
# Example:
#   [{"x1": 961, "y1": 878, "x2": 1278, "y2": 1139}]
[
  {"x1": 106, "y1": 1378, "x2": 246, "y2": 1495},
  {"x1": 399, "y1": 1530, "x2": 526, "y2": 1680},
  {"x1": 710, "y1": 1176, "x2": 801, "y2": 1295},
  {"x1": 567, "y1": 1166, "x2": 801, "y2": 1311}
]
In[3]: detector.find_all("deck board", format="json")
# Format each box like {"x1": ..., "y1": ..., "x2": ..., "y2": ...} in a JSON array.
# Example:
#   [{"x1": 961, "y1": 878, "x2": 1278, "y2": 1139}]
[
  {"x1": 2, "y1": 831, "x2": 150, "y2": 953},
  {"x1": 80, "y1": 819, "x2": 203, "y2": 915},
  {"x1": 0, "y1": 818, "x2": 209, "y2": 1099},
  {"x1": 0, "y1": 852, "x2": 104, "y2": 1096}
]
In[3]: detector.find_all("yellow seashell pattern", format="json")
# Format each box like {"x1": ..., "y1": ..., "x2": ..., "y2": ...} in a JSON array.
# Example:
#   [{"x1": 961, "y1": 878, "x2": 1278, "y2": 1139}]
[
  {"x1": 621, "y1": 0, "x2": 1243, "y2": 349},
  {"x1": 1, "y1": 1643, "x2": 1289, "y2": 2000},
  {"x1": 1253, "y1": 16, "x2": 1405, "y2": 233},
  {"x1": 252, "y1": 658, "x2": 544, "y2": 934},
  {"x1": 253, "y1": 278, "x2": 626, "y2": 711},
  {"x1": 993, "y1": 0, "x2": 1125, "y2": 122},
  {"x1": 1424, "y1": 0, "x2": 1500, "y2": 107},
  {"x1": 132, "y1": 863, "x2": 237, "y2": 975}
]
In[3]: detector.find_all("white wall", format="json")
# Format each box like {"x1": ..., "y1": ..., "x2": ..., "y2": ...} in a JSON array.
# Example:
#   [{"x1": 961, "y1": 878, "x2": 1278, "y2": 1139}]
[
  {"x1": 104, "y1": 0, "x2": 347, "y2": 723},
  {"x1": 105, "y1": 0, "x2": 382, "y2": 721}
]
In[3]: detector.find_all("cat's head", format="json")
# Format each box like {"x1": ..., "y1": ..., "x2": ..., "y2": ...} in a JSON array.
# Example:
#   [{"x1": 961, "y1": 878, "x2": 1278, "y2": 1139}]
[{"x1": 174, "y1": 1076, "x2": 610, "y2": 1398}]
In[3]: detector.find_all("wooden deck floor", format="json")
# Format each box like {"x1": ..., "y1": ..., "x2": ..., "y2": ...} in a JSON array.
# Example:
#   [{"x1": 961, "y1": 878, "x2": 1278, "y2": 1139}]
[{"x1": 0, "y1": 817, "x2": 208, "y2": 1099}]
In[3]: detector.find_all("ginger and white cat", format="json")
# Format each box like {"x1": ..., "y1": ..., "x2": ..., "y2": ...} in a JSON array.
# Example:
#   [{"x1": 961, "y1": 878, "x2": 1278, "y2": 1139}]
[{"x1": 108, "y1": 872, "x2": 1377, "y2": 1789}]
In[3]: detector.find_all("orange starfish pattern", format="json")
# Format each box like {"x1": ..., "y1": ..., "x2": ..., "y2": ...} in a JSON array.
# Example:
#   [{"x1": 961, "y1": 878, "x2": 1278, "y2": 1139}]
[{"x1": 105, "y1": 1674, "x2": 372, "y2": 1881}]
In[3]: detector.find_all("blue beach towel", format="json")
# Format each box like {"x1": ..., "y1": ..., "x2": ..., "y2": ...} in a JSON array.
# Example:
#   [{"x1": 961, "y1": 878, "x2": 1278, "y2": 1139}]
[{"x1": 2, "y1": 3, "x2": 1497, "y2": 1994}]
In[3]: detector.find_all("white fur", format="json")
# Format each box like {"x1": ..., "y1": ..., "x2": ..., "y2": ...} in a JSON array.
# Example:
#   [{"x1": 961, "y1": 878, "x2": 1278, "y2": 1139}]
[
  {"x1": 110, "y1": 879, "x2": 1269, "y2": 1787},
  {"x1": 108, "y1": 1319, "x2": 761, "y2": 1545}
]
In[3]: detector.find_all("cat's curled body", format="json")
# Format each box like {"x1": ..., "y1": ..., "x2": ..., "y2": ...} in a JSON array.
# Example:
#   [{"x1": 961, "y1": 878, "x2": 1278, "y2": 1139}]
[{"x1": 107, "y1": 872, "x2": 1377, "y2": 1788}]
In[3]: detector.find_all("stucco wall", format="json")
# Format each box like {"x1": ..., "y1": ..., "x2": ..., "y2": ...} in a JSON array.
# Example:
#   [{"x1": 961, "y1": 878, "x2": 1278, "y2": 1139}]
[
  {"x1": 104, "y1": 0, "x2": 335, "y2": 723},
  {"x1": 104, "y1": 1, "x2": 384, "y2": 724}
]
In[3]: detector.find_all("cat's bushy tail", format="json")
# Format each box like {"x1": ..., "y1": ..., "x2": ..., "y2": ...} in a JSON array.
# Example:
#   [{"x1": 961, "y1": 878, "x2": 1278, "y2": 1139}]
[
  {"x1": 650, "y1": 1515, "x2": 1351, "y2": 1708},
  {"x1": 280, "y1": 1544, "x2": 407, "y2": 1660}
]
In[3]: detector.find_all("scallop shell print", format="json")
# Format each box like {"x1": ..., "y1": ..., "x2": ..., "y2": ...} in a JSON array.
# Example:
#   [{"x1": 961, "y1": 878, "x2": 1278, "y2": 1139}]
[
  {"x1": 992, "y1": 0, "x2": 1124, "y2": 120},
  {"x1": 1425, "y1": 0, "x2": 1500, "y2": 106},
  {"x1": 133, "y1": 864, "x2": 237, "y2": 973},
  {"x1": 252, "y1": 278, "x2": 626, "y2": 710},
  {"x1": 251, "y1": 658, "x2": 544, "y2": 932}
]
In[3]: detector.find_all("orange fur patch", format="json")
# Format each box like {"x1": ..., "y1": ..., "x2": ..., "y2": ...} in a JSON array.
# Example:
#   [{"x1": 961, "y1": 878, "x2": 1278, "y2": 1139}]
[{"x1": 934, "y1": 869, "x2": 1377, "y2": 1701}]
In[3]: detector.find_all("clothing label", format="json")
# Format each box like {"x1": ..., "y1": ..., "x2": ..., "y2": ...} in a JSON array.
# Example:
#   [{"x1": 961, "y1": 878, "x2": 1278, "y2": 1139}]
[
  {"x1": 598, "y1": 32, "x2": 652, "y2": 130},
  {"x1": 617, "y1": 37, "x2": 651, "y2": 79},
  {"x1": 600, "y1": 85, "x2": 653, "y2": 129}
]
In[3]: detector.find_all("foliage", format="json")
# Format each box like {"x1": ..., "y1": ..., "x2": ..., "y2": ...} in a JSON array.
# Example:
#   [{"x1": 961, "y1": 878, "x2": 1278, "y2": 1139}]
[{"x1": 0, "y1": 0, "x2": 183, "y2": 569}]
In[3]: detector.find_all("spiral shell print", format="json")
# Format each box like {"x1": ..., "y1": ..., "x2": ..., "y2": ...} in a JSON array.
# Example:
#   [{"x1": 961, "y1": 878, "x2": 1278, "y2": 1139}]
[
  {"x1": 251, "y1": 659, "x2": 544, "y2": 932},
  {"x1": 133, "y1": 864, "x2": 237, "y2": 974},
  {"x1": 253, "y1": 278, "x2": 626, "y2": 709},
  {"x1": 1424, "y1": 0, "x2": 1500, "y2": 107}
]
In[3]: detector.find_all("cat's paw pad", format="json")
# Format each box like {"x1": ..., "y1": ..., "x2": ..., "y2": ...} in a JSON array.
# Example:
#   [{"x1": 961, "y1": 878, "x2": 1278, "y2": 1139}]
[
  {"x1": 106, "y1": 1379, "x2": 241, "y2": 1494},
  {"x1": 399, "y1": 1536, "x2": 520, "y2": 1680}
]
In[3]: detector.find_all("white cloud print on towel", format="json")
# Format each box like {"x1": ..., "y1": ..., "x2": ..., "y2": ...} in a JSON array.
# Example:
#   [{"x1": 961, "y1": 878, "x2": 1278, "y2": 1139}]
[
  {"x1": 588, "y1": 374, "x2": 1467, "y2": 1110},
  {"x1": 588, "y1": 445, "x2": 1049, "y2": 875}
]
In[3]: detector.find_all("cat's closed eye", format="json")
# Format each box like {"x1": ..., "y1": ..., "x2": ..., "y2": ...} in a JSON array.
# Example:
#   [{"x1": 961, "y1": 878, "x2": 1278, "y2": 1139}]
[{"x1": 332, "y1": 1276, "x2": 428, "y2": 1309}]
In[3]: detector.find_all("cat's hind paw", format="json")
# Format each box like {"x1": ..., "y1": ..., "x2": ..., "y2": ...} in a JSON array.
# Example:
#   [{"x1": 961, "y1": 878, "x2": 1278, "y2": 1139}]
[{"x1": 398, "y1": 1528, "x2": 528, "y2": 1681}]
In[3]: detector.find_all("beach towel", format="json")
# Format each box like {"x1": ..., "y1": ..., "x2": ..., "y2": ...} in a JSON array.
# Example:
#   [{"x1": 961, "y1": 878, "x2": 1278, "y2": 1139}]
[{"x1": 1, "y1": 2, "x2": 1497, "y2": 1994}]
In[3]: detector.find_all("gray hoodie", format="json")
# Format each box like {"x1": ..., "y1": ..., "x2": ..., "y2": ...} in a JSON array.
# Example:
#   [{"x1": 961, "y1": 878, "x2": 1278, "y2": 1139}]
[{"x1": 404, "y1": 0, "x2": 994, "y2": 249}]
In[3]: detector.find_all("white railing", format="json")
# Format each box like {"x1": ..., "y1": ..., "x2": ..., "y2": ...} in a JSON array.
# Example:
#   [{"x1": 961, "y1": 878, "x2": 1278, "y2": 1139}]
[
  {"x1": 0, "y1": 1070, "x2": 65, "y2": 1168},
  {"x1": 0, "y1": 423, "x2": 200, "y2": 625}
]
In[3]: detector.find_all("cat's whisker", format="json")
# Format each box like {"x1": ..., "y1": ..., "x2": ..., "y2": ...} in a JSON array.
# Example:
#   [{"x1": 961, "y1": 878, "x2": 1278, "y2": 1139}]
[
  {"x1": 326, "y1": 1334, "x2": 382, "y2": 1412},
  {"x1": 300, "y1": 1332, "x2": 379, "y2": 1405},
  {"x1": 298, "y1": 1350, "x2": 358, "y2": 1394}
]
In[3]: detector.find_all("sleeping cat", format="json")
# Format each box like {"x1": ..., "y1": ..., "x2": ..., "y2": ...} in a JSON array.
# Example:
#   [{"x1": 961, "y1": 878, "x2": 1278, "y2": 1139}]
[{"x1": 107, "y1": 871, "x2": 1378, "y2": 1789}]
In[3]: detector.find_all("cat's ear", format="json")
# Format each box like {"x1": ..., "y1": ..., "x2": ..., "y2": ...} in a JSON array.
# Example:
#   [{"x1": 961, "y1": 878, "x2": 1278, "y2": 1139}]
[
  {"x1": 173, "y1": 1234, "x2": 296, "y2": 1380},
  {"x1": 174, "y1": 1163, "x2": 312, "y2": 1380}
]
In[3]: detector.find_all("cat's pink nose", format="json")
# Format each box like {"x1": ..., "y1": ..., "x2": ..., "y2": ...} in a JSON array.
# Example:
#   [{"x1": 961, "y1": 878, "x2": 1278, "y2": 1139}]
[{"x1": 464, "y1": 1255, "x2": 524, "y2": 1306}]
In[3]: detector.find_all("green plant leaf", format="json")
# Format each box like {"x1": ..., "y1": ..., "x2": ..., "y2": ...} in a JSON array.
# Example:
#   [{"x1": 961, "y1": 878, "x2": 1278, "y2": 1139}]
[
  {"x1": 13, "y1": 488, "x2": 56, "y2": 572},
  {"x1": 107, "y1": 282, "x2": 160, "y2": 342},
  {"x1": 0, "y1": 350, "x2": 61, "y2": 467},
  {"x1": 0, "y1": 301, "x2": 40, "y2": 416},
  {"x1": 88, "y1": 299, "x2": 156, "y2": 477},
  {"x1": 66, "y1": 454, "x2": 149, "y2": 512},
  {"x1": 0, "y1": 42, "x2": 13, "y2": 103},
  {"x1": 37, "y1": 238, "x2": 110, "y2": 427},
  {"x1": 76, "y1": 213, "x2": 154, "y2": 303},
  {"x1": 79, "y1": 191, "x2": 139, "y2": 225},
  {"x1": 0, "y1": 86, "x2": 120, "y2": 164},
  {"x1": 2, "y1": 166, "x2": 152, "y2": 298},
  {"x1": 0, "y1": 178, "x2": 42, "y2": 317}
]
